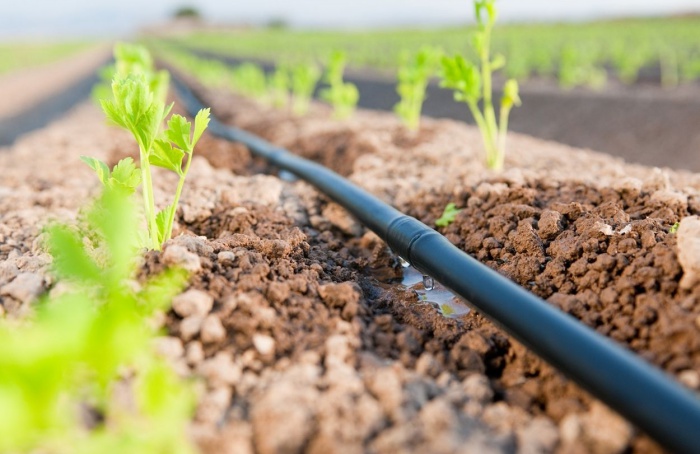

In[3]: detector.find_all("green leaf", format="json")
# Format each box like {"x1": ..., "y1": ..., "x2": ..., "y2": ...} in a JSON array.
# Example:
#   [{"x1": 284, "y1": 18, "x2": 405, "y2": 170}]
[
  {"x1": 192, "y1": 108, "x2": 211, "y2": 147},
  {"x1": 138, "y1": 268, "x2": 188, "y2": 315},
  {"x1": 440, "y1": 55, "x2": 481, "y2": 104},
  {"x1": 501, "y1": 79, "x2": 522, "y2": 109},
  {"x1": 435, "y1": 203, "x2": 462, "y2": 228},
  {"x1": 46, "y1": 225, "x2": 101, "y2": 284},
  {"x1": 150, "y1": 139, "x2": 184, "y2": 174},
  {"x1": 80, "y1": 156, "x2": 111, "y2": 186},
  {"x1": 491, "y1": 54, "x2": 506, "y2": 71},
  {"x1": 109, "y1": 157, "x2": 141, "y2": 192},
  {"x1": 155, "y1": 204, "x2": 174, "y2": 244},
  {"x1": 101, "y1": 75, "x2": 164, "y2": 153},
  {"x1": 164, "y1": 114, "x2": 192, "y2": 152}
]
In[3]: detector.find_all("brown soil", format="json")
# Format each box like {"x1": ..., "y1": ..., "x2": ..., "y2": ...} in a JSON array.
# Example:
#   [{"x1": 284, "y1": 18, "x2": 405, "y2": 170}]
[
  {"x1": 0, "y1": 45, "x2": 110, "y2": 120},
  {"x1": 3, "y1": 69, "x2": 700, "y2": 453}
]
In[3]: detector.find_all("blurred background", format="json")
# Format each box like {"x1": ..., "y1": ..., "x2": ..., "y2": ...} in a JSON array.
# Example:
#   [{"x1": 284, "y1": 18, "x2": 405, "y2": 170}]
[
  {"x1": 2, "y1": 0, "x2": 700, "y2": 37},
  {"x1": 2, "y1": 1, "x2": 700, "y2": 170}
]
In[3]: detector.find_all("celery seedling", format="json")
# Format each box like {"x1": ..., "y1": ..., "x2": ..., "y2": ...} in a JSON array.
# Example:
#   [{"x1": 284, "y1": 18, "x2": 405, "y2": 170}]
[
  {"x1": 290, "y1": 62, "x2": 321, "y2": 115},
  {"x1": 231, "y1": 62, "x2": 267, "y2": 100},
  {"x1": 268, "y1": 65, "x2": 290, "y2": 108},
  {"x1": 394, "y1": 47, "x2": 441, "y2": 131},
  {"x1": 320, "y1": 51, "x2": 359, "y2": 119},
  {"x1": 0, "y1": 185, "x2": 195, "y2": 453},
  {"x1": 87, "y1": 43, "x2": 210, "y2": 250},
  {"x1": 440, "y1": 0, "x2": 521, "y2": 171},
  {"x1": 435, "y1": 202, "x2": 462, "y2": 227}
]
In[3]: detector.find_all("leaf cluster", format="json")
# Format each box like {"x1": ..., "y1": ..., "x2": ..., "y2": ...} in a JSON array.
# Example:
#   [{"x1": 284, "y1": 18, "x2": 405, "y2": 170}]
[
  {"x1": 394, "y1": 47, "x2": 441, "y2": 131},
  {"x1": 439, "y1": 0, "x2": 521, "y2": 171},
  {"x1": 435, "y1": 202, "x2": 462, "y2": 228},
  {"x1": 86, "y1": 43, "x2": 210, "y2": 250},
  {"x1": 320, "y1": 51, "x2": 359, "y2": 119},
  {"x1": 290, "y1": 62, "x2": 321, "y2": 115},
  {"x1": 0, "y1": 187, "x2": 195, "y2": 453}
]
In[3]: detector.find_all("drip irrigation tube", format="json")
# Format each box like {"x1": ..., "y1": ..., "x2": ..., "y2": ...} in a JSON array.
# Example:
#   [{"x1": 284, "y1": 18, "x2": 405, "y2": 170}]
[{"x1": 172, "y1": 75, "x2": 700, "y2": 453}]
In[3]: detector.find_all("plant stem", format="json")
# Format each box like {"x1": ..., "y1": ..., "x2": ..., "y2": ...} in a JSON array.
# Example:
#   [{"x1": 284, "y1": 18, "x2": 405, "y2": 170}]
[
  {"x1": 164, "y1": 153, "x2": 193, "y2": 243},
  {"x1": 139, "y1": 147, "x2": 160, "y2": 250},
  {"x1": 480, "y1": 23, "x2": 499, "y2": 167},
  {"x1": 496, "y1": 105, "x2": 512, "y2": 172},
  {"x1": 467, "y1": 101, "x2": 496, "y2": 166}
]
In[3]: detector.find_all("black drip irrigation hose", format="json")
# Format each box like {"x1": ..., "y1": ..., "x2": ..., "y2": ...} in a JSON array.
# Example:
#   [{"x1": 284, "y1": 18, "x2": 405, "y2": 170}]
[{"x1": 172, "y1": 75, "x2": 700, "y2": 453}]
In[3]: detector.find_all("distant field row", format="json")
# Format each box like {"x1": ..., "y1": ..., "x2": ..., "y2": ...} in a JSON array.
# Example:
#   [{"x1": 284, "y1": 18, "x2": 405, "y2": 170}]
[
  {"x1": 161, "y1": 16, "x2": 700, "y2": 89},
  {"x1": 0, "y1": 42, "x2": 93, "y2": 76}
]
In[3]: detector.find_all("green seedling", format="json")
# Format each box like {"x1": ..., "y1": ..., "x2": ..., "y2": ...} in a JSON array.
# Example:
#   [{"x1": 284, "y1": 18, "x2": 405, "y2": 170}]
[
  {"x1": 669, "y1": 222, "x2": 680, "y2": 234},
  {"x1": 435, "y1": 202, "x2": 462, "y2": 227},
  {"x1": 660, "y1": 46, "x2": 679, "y2": 89},
  {"x1": 268, "y1": 65, "x2": 290, "y2": 108},
  {"x1": 290, "y1": 62, "x2": 321, "y2": 115},
  {"x1": 320, "y1": 51, "x2": 359, "y2": 119},
  {"x1": 558, "y1": 45, "x2": 607, "y2": 90},
  {"x1": 87, "y1": 43, "x2": 210, "y2": 251},
  {"x1": 440, "y1": 0, "x2": 521, "y2": 171},
  {"x1": 394, "y1": 47, "x2": 441, "y2": 131},
  {"x1": 0, "y1": 185, "x2": 195, "y2": 453},
  {"x1": 231, "y1": 62, "x2": 267, "y2": 100}
]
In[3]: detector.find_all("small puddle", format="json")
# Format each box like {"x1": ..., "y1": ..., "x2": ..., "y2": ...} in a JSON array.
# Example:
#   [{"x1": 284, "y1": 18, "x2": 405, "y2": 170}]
[
  {"x1": 381, "y1": 257, "x2": 471, "y2": 318},
  {"x1": 398, "y1": 265, "x2": 471, "y2": 318}
]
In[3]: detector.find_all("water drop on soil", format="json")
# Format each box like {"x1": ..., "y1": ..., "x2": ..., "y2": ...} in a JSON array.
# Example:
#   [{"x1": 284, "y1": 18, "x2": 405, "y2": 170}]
[{"x1": 422, "y1": 275, "x2": 435, "y2": 291}]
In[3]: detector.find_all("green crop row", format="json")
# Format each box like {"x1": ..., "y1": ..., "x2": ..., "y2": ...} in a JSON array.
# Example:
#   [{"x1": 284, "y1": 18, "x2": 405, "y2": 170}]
[
  {"x1": 152, "y1": 0, "x2": 520, "y2": 171},
  {"x1": 158, "y1": 15, "x2": 700, "y2": 89},
  {"x1": 0, "y1": 41, "x2": 94, "y2": 75}
]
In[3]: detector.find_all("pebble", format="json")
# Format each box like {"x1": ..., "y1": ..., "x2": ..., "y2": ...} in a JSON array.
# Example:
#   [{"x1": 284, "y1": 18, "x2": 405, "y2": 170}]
[
  {"x1": 180, "y1": 316, "x2": 205, "y2": 341},
  {"x1": 321, "y1": 203, "x2": 363, "y2": 237},
  {"x1": 517, "y1": 416, "x2": 559, "y2": 454},
  {"x1": 197, "y1": 352, "x2": 242, "y2": 387},
  {"x1": 677, "y1": 216, "x2": 700, "y2": 289},
  {"x1": 582, "y1": 402, "x2": 633, "y2": 454},
  {"x1": 678, "y1": 370, "x2": 700, "y2": 389},
  {"x1": 162, "y1": 245, "x2": 201, "y2": 273},
  {"x1": 196, "y1": 386, "x2": 233, "y2": 424},
  {"x1": 201, "y1": 314, "x2": 227, "y2": 344},
  {"x1": 0, "y1": 272, "x2": 44, "y2": 303},
  {"x1": 153, "y1": 336, "x2": 184, "y2": 360},
  {"x1": 172, "y1": 289, "x2": 214, "y2": 318},
  {"x1": 186, "y1": 341, "x2": 205, "y2": 366},
  {"x1": 462, "y1": 374, "x2": 494, "y2": 405},
  {"x1": 0, "y1": 261, "x2": 19, "y2": 282},
  {"x1": 252, "y1": 334, "x2": 276, "y2": 357},
  {"x1": 217, "y1": 251, "x2": 236, "y2": 266}
]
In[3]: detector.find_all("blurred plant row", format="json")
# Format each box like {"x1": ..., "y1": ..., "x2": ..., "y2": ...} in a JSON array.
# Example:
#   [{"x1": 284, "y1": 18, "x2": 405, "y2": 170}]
[
  {"x1": 159, "y1": 16, "x2": 700, "y2": 90},
  {"x1": 151, "y1": 4, "x2": 520, "y2": 171},
  {"x1": 0, "y1": 41, "x2": 92, "y2": 76}
]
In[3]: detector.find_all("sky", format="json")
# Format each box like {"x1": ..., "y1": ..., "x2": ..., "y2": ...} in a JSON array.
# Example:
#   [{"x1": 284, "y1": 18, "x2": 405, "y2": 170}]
[{"x1": 2, "y1": 0, "x2": 700, "y2": 39}]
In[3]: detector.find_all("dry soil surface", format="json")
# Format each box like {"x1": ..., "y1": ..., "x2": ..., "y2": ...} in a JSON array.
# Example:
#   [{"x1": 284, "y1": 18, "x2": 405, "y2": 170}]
[{"x1": 0, "y1": 44, "x2": 110, "y2": 119}]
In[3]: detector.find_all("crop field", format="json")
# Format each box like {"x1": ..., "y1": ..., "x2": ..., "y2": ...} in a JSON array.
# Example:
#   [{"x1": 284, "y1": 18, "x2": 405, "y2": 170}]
[
  {"x1": 0, "y1": 41, "x2": 93, "y2": 75},
  {"x1": 2, "y1": 2, "x2": 700, "y2": 454},
  {"x1": 165, "y1": 16, "x2": 700, "y2": 88}
]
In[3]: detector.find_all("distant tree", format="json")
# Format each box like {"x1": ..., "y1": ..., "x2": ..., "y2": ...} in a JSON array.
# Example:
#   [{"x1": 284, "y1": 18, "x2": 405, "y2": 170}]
[
  {"x1": 173, "y1": 6, "x2": 201, "y2": 19},
  {"x1": 266, "y1": 17, "x2": 289, "y2": 30}
]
